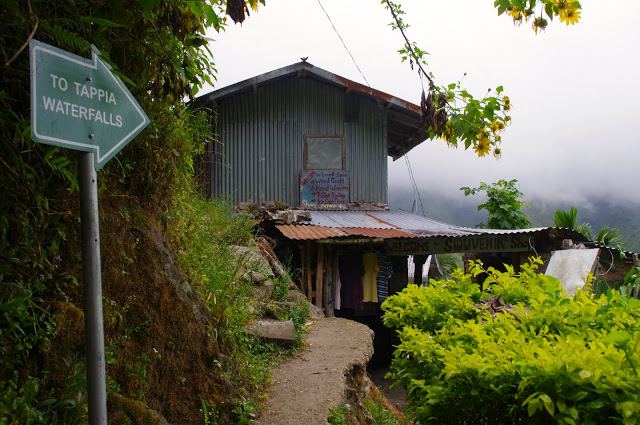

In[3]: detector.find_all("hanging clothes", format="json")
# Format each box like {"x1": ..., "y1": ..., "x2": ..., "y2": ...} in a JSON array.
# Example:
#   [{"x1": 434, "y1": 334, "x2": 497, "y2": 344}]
[
  {"x1": 339, "y1": 250, "x2": 364, "y2": 310},
  {"x1": 331, "y1": 251, "x2": 342, "y2": 310},
  {"x1": 362, "y1": 251, "x2": 380, "y2": 303},
  {"x1": 376, "y1": 253, "x2": 393, "y2": 302}
]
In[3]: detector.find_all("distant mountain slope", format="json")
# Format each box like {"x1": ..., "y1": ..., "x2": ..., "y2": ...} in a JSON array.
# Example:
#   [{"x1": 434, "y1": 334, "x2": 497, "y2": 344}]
[{"x1": 388, "y1": 187, "x2": 640, "y2": 253}]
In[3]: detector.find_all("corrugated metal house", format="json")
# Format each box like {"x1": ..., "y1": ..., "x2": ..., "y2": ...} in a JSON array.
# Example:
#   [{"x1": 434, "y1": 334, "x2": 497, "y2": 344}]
[
  {"x1": 194, "y1": 61, "x2": 428, "y2": 207},
  {"x1": 194, "y1": 63, "x2": 636, "y2": 364}
]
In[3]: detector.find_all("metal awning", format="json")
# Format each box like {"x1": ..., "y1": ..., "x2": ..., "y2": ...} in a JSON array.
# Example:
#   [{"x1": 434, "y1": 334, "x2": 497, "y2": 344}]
[{"x1": 272, "y1": 209, "x2": 566, "y2": 255}]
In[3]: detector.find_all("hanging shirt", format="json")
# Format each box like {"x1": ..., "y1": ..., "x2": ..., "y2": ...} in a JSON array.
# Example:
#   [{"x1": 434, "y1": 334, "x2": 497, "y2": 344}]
[
  {"x1": 362, "y1": 252, "x2": 380, "y2": 303},
  {"x1": 376, "y1": 253, "x2": 393, "y2": 302},
  {"x1": 339, "y1": 250, "x2": 364, "y2": 310}
]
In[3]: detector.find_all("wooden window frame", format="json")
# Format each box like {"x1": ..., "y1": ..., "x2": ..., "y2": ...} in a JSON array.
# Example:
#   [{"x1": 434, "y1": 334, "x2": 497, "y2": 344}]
[{"x1": 303, "y1": 135, "x2": 345, "y2": 170}]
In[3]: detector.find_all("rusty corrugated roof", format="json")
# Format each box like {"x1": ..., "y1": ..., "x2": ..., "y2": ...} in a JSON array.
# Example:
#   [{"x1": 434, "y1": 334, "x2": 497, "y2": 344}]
[
  {"x1": 275, "y1": 225, "x2": 414, "y2": 240},
  {"x1": 340, "y1": 228, "x2": 415, "y2": 238},
  {"x1": 276, "y1": 225, "x2": 349, "y2": 240},
  {"x1": 275, "y1": 209, "x2": 555, "y2": 241}
]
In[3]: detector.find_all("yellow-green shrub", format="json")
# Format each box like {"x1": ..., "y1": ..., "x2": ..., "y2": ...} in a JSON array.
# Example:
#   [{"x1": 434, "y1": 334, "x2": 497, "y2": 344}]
[{"x1": 382, "y1": 259, "x2": 640, "y2": 425}]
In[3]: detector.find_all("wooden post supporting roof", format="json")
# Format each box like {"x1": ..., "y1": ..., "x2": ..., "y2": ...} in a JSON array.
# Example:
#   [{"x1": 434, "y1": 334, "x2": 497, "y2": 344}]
[
  {"x1": 323, "y1": 246, "x2": 331, "y2": 317},
  {"x1": 306, "y1": 241, "x2": 312, "y2": 301},
  {"x1": 315, "y1": 245, "x2": 325, "y2": 309},
  {"x1": 413, "y1": 255, "x2": 427, "y2": 286},
  {"x1": 299, "y1": 242, "x2": 307, "y2": 298}
]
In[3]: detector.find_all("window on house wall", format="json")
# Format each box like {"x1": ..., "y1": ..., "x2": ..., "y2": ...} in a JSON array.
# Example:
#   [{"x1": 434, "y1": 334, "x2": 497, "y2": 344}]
[{"x1": 304, "y1": 135, "x2": 345, "y2": 170}]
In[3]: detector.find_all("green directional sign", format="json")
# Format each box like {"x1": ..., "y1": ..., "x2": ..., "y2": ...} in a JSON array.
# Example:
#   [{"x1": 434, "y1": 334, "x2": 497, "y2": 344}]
[{"x1": 30, "y1": 40, "x2": 150, "y2": 170}]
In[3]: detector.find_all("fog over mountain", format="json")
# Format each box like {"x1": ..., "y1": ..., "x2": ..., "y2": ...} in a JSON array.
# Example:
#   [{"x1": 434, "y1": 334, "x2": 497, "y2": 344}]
[{"x1": 388, "y1": 179, "x2": 640, "y2": 254}]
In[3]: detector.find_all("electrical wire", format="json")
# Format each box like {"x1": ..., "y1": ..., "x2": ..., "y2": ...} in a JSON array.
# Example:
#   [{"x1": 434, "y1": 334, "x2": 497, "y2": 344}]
[
  {"x1": 316, "y1": 0, "x2": 371, "y2": 87},
  {"x1": 528, "y1": 238, "x2": 538, "y2": 257},
  {"x1": 404, "y1": 153, "x2": 425, "y2": 217},
  {"x1": 317, "y1": 0, "x2": 426, "y2": 217},
  {"x1": 597, "y1": 248, "x2": 615, "y2": 276}
]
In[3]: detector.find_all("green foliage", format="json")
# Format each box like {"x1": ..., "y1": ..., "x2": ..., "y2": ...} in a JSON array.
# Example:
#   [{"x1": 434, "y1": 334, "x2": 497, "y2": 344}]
[
  {"x1": 328, "y1": 394, "x2": 402, "y2": 425},
  {"x1": 494, "y1": 0, "x2": 583, "y2": 29},
  {"x1": 328, "y1": 403, "x2": 352, "y2": 425},
  {"x1": 436, "y1": 253, "x2": 463, "y2": 280},
  {"x1": 200, "y1": 395, "x2": 221, "y2": 425},
  {"x1": 278, "y1": 300, "x2": 310, "y2": 344},
  {"x1": 0, "y1": 0, "x2": 257, "y2": 421},
  {"x1": 363, "y1": 394, "x2": 401, "y2": 425},
  {"x1": 382, "y1": 259, "x2": 640, "y2": 424},
  {"x1": 461, "y1": 179, "x2": 531, "y2": 229},
  {"x1": 622, "y1": 266, "x2": 640, "y2": 299},
  {"x1": 231, "y1": 396, "x2": 258, "y2": 425},
  {"x1": 593, "y1": 226, "x2": 624, "y2": 248},
  {"x1": 383, "y1": 1, "x2": 581, "y2": 157},
  {"x1": 596, "y1": 266, "x2": 640, "y2": 300},
  {"x1": 554, "y1": 207, "x2": 593, "y2": 238},
  {"x1": 383, "y1": 0, "x2": 509, "y2": 158},
  {"x1": 173, "y1": 195, "x2": 308, "y2": 419},
  {"x1": 554, "y1": 207, "x2": 625, "y2": 248},
  {"x1": 173, "y1": 196, "x2": 254, "y2": 320},
  {"x1": 271, "y1": 273, "x2": 291, "y2": 302}
]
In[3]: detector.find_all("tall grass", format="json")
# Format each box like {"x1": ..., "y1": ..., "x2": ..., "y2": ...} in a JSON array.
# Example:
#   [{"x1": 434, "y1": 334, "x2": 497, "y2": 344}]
[{"x1": 172, "y1": 193, "x2": 307, "y2": 419}]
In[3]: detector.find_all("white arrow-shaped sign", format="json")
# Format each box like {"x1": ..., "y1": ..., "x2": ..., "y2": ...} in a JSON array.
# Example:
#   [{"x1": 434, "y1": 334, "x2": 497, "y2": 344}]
[{"x1": 30, "y1": 40, "x2": 150, "y2": 170}]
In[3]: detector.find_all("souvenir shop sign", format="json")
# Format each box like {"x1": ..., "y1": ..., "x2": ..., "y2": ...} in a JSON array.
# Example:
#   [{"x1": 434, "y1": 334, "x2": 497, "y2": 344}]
[
  {"x1": 300, "y1": 170, "x2": 349, "y2": 209},
  {"x1": 385, "y1": 233, "x2": 533, "y2": 255}
]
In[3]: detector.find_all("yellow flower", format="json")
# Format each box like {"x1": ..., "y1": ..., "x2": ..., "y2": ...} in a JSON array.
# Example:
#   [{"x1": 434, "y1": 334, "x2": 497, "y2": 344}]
[
  {"x1": 555, "y1": 0, "x2": 572, "y2": 17},
  {"x1": 508, "y1": 8, "x2": 523, "y2": 26},
  {"x1": 493, "y1": 147, "x2": 502, "y2": 159},
  {"x1": 444, "y1": 119, "x2": 454, "y2": 138},
  {"x1": 532, "y1": 17, "x2": 548, "y2": 34},
  {"x1": 473, "y1": 135, "x2": 491, "y2": 157},
  {"x1": 490, "y1": 121, "x2": 501, "y2": 134},
  {"x1": 503, "y1": 96, "x2": 511, "y2": 111},
  {"x1": 523, "y1": 8, "x2": 534, "y2": 23},
  {"x1": 560, "y1": 9, "x2": 581, "y2": 25}
]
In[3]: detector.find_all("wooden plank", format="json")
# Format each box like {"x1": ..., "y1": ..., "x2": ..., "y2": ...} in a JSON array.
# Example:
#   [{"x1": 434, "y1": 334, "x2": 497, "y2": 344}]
[
  {"x1": 299, "y1": 243, "x2": 306, "y2": 298},
  {"x1": 315, "y1": 244, "x2": 324, "y2": 309},
  {"x1": 413, "y1": 255, "x2": 427, "y2": 286},
  {"x1": 306, "y1": 241, "x2": 313, "y2": 301}
]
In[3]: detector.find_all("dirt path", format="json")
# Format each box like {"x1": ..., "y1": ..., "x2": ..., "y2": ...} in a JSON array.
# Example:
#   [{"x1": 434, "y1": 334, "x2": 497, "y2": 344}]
[{"x1": 256, "y1": 318, "x2": 374, "y2": 425}]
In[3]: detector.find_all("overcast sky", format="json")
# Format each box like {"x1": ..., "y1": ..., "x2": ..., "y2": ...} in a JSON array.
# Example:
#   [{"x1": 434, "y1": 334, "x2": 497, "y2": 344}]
[{"x1": 203, "y1": 0, "x2": 640, "y2": 208}]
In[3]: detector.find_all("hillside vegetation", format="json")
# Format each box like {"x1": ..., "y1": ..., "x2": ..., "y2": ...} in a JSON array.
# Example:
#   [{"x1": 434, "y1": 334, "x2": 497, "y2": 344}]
[{"x1": 1, "y1": 1, "x2": 303, "y2": 423}]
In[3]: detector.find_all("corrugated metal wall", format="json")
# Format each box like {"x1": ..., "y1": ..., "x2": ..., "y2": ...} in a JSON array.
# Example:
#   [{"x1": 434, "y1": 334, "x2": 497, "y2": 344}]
[{"x1": 211, "y1": 77, "x2": 388, "y2": 206}]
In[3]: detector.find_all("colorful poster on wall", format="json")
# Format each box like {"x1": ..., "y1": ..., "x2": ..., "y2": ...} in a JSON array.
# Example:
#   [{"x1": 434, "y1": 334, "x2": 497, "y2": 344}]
[{"x1": 300, "y1": 170, "x2": 349, "y2": 209}]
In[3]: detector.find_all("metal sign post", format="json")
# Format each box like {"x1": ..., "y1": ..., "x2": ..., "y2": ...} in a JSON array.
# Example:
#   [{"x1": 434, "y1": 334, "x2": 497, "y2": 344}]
[
  {"x1": 29, "y1": 39, "x2": 150, "y2": 425},
  {"x1": 79, "y1": 152, "x2": 107, "y2": 424}
]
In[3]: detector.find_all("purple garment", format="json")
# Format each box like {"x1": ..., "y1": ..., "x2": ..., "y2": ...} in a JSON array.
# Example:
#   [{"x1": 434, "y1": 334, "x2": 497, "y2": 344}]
[{"x1": 339, "y1": 250, "x2": 364, "y2": 310}]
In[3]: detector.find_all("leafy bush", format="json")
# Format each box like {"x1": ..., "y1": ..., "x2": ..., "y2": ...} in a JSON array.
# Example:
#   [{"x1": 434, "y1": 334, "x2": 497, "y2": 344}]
[
  {"x1": 461, "y1": 179, "x2": 531, "y2": 229},
  {"x1": 382, "y1": 259, "x2": 640, "y2": 425}
]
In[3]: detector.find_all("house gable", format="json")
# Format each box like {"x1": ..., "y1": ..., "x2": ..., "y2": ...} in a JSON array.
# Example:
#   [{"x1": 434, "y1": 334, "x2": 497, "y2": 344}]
[{"x1": 196, "y1": 63, "x2": 423, "y2": 207}]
